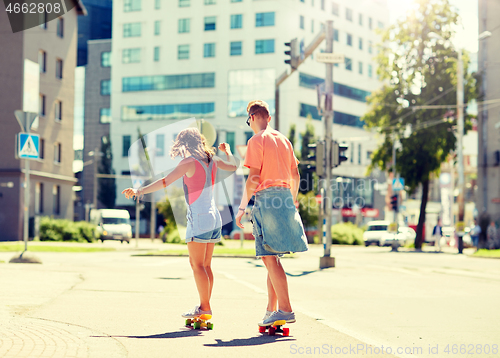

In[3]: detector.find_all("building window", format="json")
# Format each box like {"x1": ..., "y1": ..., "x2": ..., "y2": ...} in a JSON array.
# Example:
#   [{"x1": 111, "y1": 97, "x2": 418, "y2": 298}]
[
  {"x1": 299, "y1": 15, "x2": 304, "y2": 29},
  {"x1": 230, "y1": 14, "x2": 242, "y2": 29},
  {"x1": 346, "y1": 8, "x2": 353, "y2": 21},
  {"x1": 156, "y1": 134, "x2": 165, "y2": 156},
  {"x1": 358, "y1": 144, "x2": 361, "y2": 164},
  {"x1": 124, "y1": 0, "x2": 141, "y2": 12},
  {"x1": 368, "y1": 17, "x2": 373, "y2": 29},
  {"x1": 155, "y1": 0, "x2": 161, "y2": 9},
  {"x1": 38, "y1": 50, "x2": 46, "y2": 73},
  {"x1": 368, "y1": 41, "x2": 373, "y2": 54},
  {"x1": 122, "y1": 73, "x2": 215, "y2": 92},
  {"x1": 35, "y1": 182, "x2": 43, "y2": 214},
  {"x1": 350, "y1": 144, "x2": 354, "y2": 163},
  {"x1": 311, "y1": 19, "x2": 314, "y2": 33},
  {"x1": 122, "y1": 48, "x2": 141, "y2": 64},
  {"x1": 358, "y1": 61, "x2": 363, "y2": 75},
  {"x1": 101, "y1": 80, "x2": 111, "y2": 95},
  {"x1": 53, "y1": 185, "x2": 60, "y2": 215},
  {"x1": 359, "y1": 38, "x2": 363, "y2": 50},
  {"x1": 39, "y1": 138, "x2": 45, "y2": 159},
  {"x1": 39, "y1": 12, "x2": 47, "y2": 29},
  {"x1": 245, "y1": 131, "x2": 253, "y2": 142},
  {"x1": 39, "y1": 94, "x2": 46, "y2": 116},
  {"x1": 204, "y1": 43, "x2": 216, "y2": 58},
  {"x1": 54, "y1": 143, "x2": 61, "y2": 163},
  {"x1": 334, "y1": 29, "x2": 339, "y2": 42},
  {"x1": 123, "y1": 23, "x2": 141, "y2": 37},
  {"x1": 154, "y1": 21, "x2": 161, "y2": 35},
  {"x1": 226, "y1": 132, "x2": 235, "y2": 151},
  {"x1": 178, "y1": 45, "x2": 190, "y2": 59},
  {"x1": 178, "y1": 18, "x2": 190, "y2": 33},
  {"x1": 100, "y1": 108, "x2": 111, "y2": 123},
  {"x1": 368, "y1": 64, "x2": 373, "y2": 78},
  {"x1": 123, "y1": 135, "x2": 131, "y2": 157},
  {"x1": 101, "y1": 51, "x2": 111, "y2": 67},
  {"x1": 205, "y1": 0, "x2": 216, "y2": 4},
  {"x1": 378, "y1": 21, "x2": 384, "y2": 29},
  {"x1": 230, "y1": 41, "x2": 242, "y2": 56},
  {"x1": 154, "y1": 47, "x2": 160, "y2": 61},
  {"x1": 122, "y1": 103, "x2": 215, "y2": 121},
  {"x1": 204, "y1": 16, "x2": 216, "y2": 31},
  {"x1": 256, "y1": 12, "x2": 275, "y2": 27},
  {"x1": 346, "y1": 33, "x2": 352, "y2": 46},
  {"x1": 56, "y1": 59, "x2": 63, "y2": 79},
  {"x1": 255, "y1": 39, "x2": 275, "y2": 54},
  {"x1": 54, "y1": 100, "x2": 62, "y2": 121},
  {"x1": 56, "y1": 18, "x2": 64, "y2": 38},
  {"x1": 231, "y1": 0, "x2": 242, "y2": 2},
  {"x1": 321, "y1": 0, "x2": 325, "y2": 10},
  {"x1": 332, "y1": 2, "x2": 339, "y2": 16},
  {"x1": 345, "y1": 57, "x2": 352, "y2": 71},
  {"x1": 359, "y1": 13, "x2": 363, "y2": 26},
  {"x1": 228, "y1": 69, "x2": 275, "y2": 117},
  {"x1": 179, "y1": 0, "x2": 190, "y2": 6}
]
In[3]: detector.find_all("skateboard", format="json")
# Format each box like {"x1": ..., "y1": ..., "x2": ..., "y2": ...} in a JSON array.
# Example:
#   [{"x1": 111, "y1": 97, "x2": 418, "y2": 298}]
[
  {"x1": 259, "y1": 320, "x2": 290, "y2": 336},
  {"x1": 185, "y1": 314, "x2": 213, "y2": 330}
]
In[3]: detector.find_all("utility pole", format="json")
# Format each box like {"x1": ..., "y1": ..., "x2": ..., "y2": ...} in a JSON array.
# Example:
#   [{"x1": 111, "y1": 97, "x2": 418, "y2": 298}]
[
  {"x1": 93, "y1": 146, "x2": 98, "y2": 211},
  {"x1": 23, "y1": 115, "x2": 31, "y2": 253},
  {"x1": 319, "y1": 20, "x2": 335, "y2": 269},
  {"x1": 456, "y1": 49, "x2": 465, "y2": 254}
]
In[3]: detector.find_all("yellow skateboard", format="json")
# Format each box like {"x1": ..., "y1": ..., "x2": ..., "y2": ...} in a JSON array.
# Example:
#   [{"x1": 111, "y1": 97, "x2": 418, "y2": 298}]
[
  {"x1": 259, "y1": 320, "x2": 290, "y2": 336},
  {"x1": 185, "y1": 314, "x2": 213, "y2": 330}
]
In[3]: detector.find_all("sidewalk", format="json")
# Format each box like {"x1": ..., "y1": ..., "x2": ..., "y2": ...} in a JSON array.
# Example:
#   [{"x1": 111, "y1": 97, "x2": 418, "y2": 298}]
[{"x1": 0, "y1": 249, "x2": 397, "y2": 358}]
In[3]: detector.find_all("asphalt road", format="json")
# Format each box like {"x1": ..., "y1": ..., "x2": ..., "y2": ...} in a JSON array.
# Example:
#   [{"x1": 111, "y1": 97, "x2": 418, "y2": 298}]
[{"x1": 0, "y1": 243, "x2": 498, "y2": 358}]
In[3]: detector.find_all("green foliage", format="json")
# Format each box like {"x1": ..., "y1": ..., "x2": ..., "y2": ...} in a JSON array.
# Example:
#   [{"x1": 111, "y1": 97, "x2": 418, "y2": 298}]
[
  {"x1": 40, "y1": 217, "x2": 96, "y2": 243},
  {"x1": 288, "y1": 124, "x2": 297, "y2": 149},
  {"x1": 297, "y1": 191, "x2": 319, "y2": 229},
  {"x1": 363, "y1": 0, "x2": 477, "y2": 249},
  {"x1": 98, "y1": 136, "x2": 116, "y2": 209},
  {"x1": 331, "y1": 222, "x2": 364, "y2": 245},
  {"x1": 298, "y1": 120, "x2": 318, "y2": 194}
]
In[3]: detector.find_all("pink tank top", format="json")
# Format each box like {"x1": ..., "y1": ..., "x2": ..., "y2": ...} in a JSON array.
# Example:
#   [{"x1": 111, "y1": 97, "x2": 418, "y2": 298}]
[{"x1": 183, "y1": 158, "x2": 217, "y2": 205}]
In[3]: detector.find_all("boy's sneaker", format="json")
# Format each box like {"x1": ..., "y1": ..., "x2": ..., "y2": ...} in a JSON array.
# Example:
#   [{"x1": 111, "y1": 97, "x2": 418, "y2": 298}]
[
  {"x1": 258, "y1": 309, "x2": 295, "y2": 327},
  {"x1": 181, "y1": 305, "x2": 212, "y2": 318}
]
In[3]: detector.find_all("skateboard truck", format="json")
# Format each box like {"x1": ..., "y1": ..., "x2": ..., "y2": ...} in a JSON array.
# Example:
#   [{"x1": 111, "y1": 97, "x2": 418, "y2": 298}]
[
  {"x1": 185, "y1": 314, "x2": 213, "y2": 330},
  {"x1": 259, "y1": 320, "x2": 290, "y2": 336}
]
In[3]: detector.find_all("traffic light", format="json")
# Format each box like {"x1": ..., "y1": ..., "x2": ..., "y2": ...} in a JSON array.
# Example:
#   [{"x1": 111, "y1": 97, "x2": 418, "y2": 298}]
[
  {"x1": 306, "y1": 141, "x2": 325, "y2": 177},
  {"x1": 284, "y1": 38, "x2": 298, "y2": 69},
  {"x1": 390, "y1": 194, "x2": 398, "y2": 212},
  {"x1": 332, "y1": 141, "x2": 348, "y2": 167}
]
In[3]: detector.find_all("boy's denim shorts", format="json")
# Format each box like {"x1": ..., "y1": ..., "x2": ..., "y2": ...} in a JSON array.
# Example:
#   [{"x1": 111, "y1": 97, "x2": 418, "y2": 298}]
[{"x1": 250, "y1": 186, "x2": 304, "y2": 257}]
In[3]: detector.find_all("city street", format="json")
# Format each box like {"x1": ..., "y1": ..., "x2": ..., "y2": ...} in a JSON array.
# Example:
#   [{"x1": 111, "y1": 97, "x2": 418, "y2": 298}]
[{"x1": 1, "y1": 243, "x2": 498, "y2": 358}]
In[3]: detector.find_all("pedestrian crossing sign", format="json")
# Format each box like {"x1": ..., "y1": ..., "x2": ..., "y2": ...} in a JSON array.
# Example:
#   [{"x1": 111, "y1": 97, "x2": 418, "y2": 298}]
[
  {"x1": 392, "y1": 177, "x2": 405, "y2": 192},
  {"x1": 18, "y1": 133, "x2": 39, "y2": 159}
]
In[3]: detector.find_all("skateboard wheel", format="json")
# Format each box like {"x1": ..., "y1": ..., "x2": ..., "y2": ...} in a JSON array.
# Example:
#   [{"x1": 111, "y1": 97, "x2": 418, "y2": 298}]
[
  {"x1": 207, "y1": 323, "x2": 213, "y2": 330},
  {"x1": 283, "y1": 328, "x2": 290, "y2": 336},
  {"x1": 185, "y1": 319, "x2": 192, "y2": 326},
  {"x1": 194, "y1": 322, "x2": 201, "y2": 329},
  {"x1": 268, "y1": 327, "x2": 276, "y2": 336},
  {"x1": 259, "y1": 326, "x2": 267, "y2": 333}
]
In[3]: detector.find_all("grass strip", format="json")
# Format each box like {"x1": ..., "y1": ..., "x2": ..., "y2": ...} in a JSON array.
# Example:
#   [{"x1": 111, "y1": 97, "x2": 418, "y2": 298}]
[
  {"x1": 471, "y1": 249, "x2": 500, "y2": 258},
  {"x1": 0, "y1": 243, "x2": 115, "y2": 253}
]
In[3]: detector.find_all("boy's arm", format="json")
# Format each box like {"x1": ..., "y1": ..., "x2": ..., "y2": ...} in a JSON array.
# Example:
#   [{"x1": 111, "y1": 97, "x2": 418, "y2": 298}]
[
  {"x1": 290, "y1": 165, "x2": 300, "y2": 202},
  {"x1": 238, "y1": 167, "x2": 261, "y2": 210}
]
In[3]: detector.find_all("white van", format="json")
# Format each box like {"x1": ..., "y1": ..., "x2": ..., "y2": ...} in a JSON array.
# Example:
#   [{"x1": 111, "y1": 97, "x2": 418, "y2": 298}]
[{"x1": 91, "y1": 209, "x2": 132, "y2": 243}]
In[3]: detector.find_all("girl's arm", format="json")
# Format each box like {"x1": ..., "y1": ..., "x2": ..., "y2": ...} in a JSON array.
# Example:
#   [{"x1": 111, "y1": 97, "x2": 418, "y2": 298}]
[{"x1": 215, "y1": 143, "x2": 238, "y2": 171}]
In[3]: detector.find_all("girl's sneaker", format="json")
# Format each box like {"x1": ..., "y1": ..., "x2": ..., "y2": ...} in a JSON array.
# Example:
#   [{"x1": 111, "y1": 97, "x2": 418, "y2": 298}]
[
  {"x1": 258, "y1": 309, "x2": 295, "y2": 327},
  {"x1": 258, "y1": 310, "x2": 274, "y2": 325},
  {"x1": 182, "y1": 305, "x2": 212, "y2": 318}
]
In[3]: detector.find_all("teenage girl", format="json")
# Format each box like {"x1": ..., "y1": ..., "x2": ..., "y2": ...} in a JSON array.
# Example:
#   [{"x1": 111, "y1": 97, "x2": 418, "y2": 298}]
[{"x1": 122, "y1": 127, "x2": 237, "y2": 318}]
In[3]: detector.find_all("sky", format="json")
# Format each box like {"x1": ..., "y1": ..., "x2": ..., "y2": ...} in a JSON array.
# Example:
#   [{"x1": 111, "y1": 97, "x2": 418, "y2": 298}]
[{"x1": 387, "y1": 0, "x2": 479, "y2": 53}]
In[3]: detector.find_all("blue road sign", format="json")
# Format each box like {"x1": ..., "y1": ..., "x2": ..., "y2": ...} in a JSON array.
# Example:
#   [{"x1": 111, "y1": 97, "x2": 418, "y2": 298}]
[
  {"x1": 392, "y1": 177, "x2": 405, "y2": 192},
  {"x1": 18, "y1": 133, "x2": 39, "y2": 159}
]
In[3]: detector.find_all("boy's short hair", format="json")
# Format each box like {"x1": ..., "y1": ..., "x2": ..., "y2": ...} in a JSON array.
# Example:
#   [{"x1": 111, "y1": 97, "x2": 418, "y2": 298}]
[{"x1": 247, "y1": 100, "x2": 270, "y2": 119}]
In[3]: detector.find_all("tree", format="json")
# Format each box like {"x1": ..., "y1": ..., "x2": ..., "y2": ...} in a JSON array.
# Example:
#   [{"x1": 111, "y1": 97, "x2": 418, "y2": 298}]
[
  {"x1": 298, "y1": 119, "x2": 317, "y2": 194},
  {"x1": 98, "y1": 136, "x2": 116, "y2": 209},
  {"x1": 288, "y1": 124, "x2": 296, "y2": 148},
  {"x1": 363, "y1": 0, "x2": 477, "y2": 249}
]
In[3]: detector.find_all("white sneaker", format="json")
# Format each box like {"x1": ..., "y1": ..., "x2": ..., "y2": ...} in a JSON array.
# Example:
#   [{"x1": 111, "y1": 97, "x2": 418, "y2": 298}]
[
  {"x1": 258, "y1": 310, "x2": 274, "y2": 326},
  {"x1": 259, "y1": 309, "x2": 296, "y2": 327},
  {"x1": 182, "y1": 305, "x2": 212, "y2": 318}
]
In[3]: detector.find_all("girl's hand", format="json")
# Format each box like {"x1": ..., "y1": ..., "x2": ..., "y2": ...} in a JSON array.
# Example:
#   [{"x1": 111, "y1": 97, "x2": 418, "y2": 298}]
[
  {"x1": 218, "y1": 142, "x2": 231, "y2": 154},
  {"x1": 121, "y1": 187, "x2": 143, "y2": 200}
]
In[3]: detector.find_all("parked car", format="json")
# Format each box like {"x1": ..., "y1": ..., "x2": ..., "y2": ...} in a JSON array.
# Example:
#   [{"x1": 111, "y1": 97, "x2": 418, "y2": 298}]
[
  {"x1": 363, "y1": 221, "x2": 390, "y2": 246},
  {"x1": 91, "y1": 209, "x2": 132, "y2": 243}
]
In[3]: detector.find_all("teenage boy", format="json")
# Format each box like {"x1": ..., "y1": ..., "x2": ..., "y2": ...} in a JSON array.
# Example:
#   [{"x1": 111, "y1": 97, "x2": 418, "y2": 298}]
[{"x1": 236, "y1": 100, "x2": 306, "y2": 326}]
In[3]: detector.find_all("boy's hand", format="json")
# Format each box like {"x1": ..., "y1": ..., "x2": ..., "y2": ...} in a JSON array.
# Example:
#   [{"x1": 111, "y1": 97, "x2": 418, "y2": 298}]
[
  {"x1": 236, "y1": 208, "x2": 245, "y2": 228},
  {"x1": 218, "y1": 142, "x2": 231, "y2": 154}
]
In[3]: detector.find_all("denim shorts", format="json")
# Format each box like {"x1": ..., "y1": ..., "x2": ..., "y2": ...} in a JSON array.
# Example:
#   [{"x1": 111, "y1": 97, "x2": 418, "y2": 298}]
[
  {"x1": 250, "y1": 186, "x2": 308, "y2": 257},
  {"x1": 185, "y1": 226, "x2": 221, "y2": 244},
  {"x1": 185, "y1": 208, "x2": 222, "y2": 244}
]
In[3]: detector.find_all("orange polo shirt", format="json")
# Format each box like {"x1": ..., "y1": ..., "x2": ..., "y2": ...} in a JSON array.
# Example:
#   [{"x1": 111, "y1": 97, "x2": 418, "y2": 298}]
[{"x1": 244, "y1": 127, "x2": 299, "y2": 193}]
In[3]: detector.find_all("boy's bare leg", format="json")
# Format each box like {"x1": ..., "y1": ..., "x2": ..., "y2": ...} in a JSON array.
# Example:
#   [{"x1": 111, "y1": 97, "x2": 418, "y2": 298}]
[
  {"x1": 261, "y1": 256, "x2": 292, "y2": 312},
  {"x1": 266, "y1": 273, "x2": 278, "y2": 312}
]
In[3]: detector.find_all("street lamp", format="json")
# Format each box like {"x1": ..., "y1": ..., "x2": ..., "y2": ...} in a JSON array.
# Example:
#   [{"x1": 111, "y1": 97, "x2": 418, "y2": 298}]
[{"x1": 86, "y1": 147, "x2": 103, "y2": 219}]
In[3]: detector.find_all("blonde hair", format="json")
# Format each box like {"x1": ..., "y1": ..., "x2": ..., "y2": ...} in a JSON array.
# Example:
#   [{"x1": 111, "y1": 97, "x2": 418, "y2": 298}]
[
  {"x1": 247, "y1": 100, "x2": 270, "y2": 119},
  {"x1": 170, "y1": 127, "x2": 215, "y2": 161}
]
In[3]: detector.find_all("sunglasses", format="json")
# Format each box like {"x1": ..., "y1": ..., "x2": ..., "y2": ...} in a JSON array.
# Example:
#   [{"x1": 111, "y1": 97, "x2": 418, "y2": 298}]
[{"x1": 246, "y1": 113, "x2": 255, "y2": 126}]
